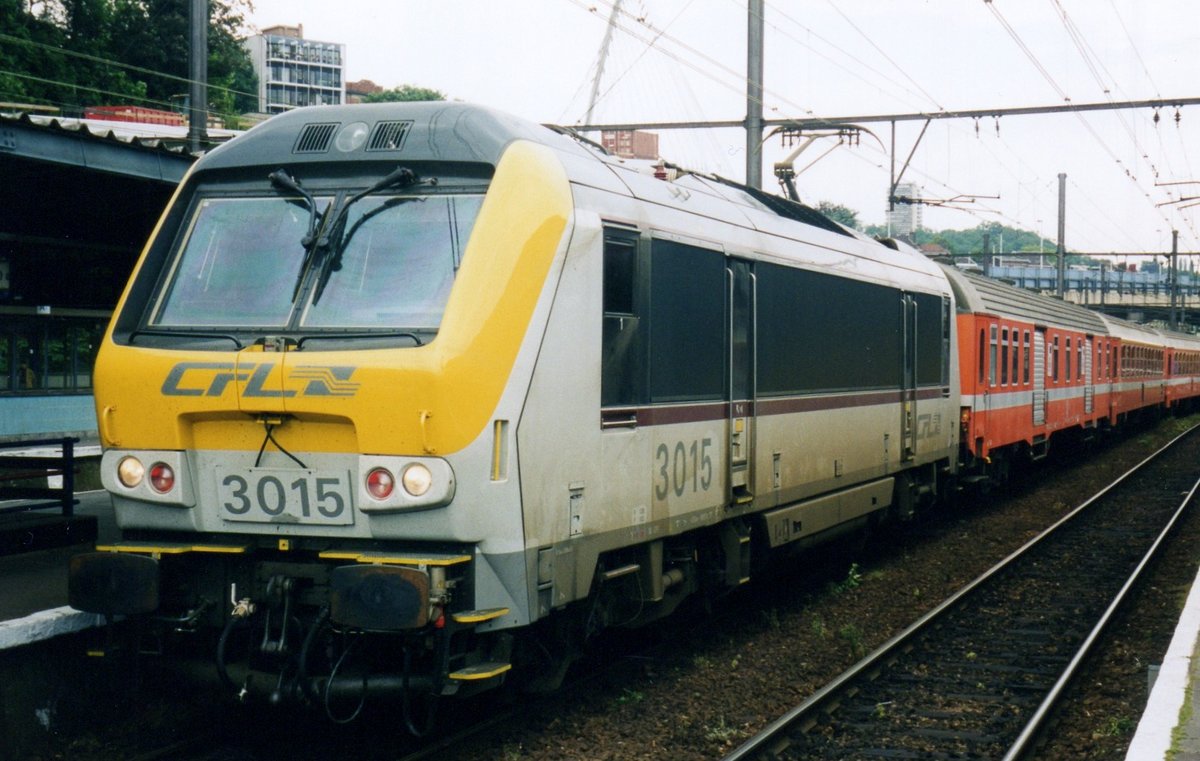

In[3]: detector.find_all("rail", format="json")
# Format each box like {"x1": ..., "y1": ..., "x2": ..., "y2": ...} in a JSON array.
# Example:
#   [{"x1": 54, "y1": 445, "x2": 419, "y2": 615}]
[
  {"x1": 722, "y1": 422, "x2": 1200, "y2": 761},
  {"x1": 0, "y1": 437, "x2": 79, "y2": 516}
]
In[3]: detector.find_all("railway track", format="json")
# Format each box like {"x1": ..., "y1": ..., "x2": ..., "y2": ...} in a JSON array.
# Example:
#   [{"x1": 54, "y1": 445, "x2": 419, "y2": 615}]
[{"x1": 724, "y1": 423, "x2": 1200, "y2": 761}]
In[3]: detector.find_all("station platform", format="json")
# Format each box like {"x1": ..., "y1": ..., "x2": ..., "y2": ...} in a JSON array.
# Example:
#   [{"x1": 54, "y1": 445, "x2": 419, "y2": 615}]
[
  {"x1": 1126, "y1": 561, "x2": 1200, "y2": 759},
  {"x1": 0, "y1": 490, "x2": 117, "y2": 650}
]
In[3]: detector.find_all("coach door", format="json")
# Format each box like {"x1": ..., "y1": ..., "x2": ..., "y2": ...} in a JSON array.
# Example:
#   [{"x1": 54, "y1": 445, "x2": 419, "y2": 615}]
[
  {"x1": 1083, "y1": 336, "x2": 1095, "y2": 414},
  {"x1": 900, "y1": 295, "x2": 918, "y2": 461},
  {"x1": 727, "y1": 259, "x2": 755, "y2": 504},
  {"x1": 1033, "y1": 329, "x2": 1047, "y2": 425}
]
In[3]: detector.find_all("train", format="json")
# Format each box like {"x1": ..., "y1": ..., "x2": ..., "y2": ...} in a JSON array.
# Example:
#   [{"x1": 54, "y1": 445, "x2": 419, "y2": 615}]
[{"x1": 67, "y1": 101, "x2": 1200, "y2": 729}]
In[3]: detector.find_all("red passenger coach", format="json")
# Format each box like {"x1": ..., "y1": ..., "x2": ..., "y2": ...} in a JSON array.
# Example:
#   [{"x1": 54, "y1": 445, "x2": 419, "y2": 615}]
[
  {"x1": 1165, "y1": 334, "x2": 1200, "y2": 410},
  {"x1": 1096, "y1": 316, "x2": 1169, "y2": 422},
  {"x1": 943, "y1": 266, "x2": 1113, "y2": 477}
]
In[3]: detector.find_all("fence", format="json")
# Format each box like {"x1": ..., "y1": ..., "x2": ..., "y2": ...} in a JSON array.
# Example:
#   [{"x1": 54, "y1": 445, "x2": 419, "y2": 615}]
[{"x1": 0, "y1": 437, "x2": 78, "y2": 515}]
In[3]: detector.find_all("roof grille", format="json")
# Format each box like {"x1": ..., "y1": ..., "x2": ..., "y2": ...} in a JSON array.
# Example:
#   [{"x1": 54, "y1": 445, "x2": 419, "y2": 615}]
[
  {"x1": 293, "y1": 123, "x2": 338, "y2": 154},
  {"x1": 367, "y1": 120, "x2": 412, "y2": 152}
]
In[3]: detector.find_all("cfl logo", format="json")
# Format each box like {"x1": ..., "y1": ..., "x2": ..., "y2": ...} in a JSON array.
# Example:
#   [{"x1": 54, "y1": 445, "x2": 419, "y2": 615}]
[{"x1": 161, "y1": 362, "x2": 360, "y2": 398}]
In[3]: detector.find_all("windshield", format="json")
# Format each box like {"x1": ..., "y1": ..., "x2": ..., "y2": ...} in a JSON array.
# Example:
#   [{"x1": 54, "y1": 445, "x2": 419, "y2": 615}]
[
  {"x1": 151, "y1": 193, "x2": 483, "y2": 332},
  {"x1": 153, "y1": 197, "x2": 315, "y2": 327},
  {"x1": 303, "y1": 195, "x2": 482, "y2": 329}
]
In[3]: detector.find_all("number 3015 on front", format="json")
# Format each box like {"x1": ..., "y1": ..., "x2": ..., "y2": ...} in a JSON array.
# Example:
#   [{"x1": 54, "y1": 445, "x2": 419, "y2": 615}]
[{"x1": 218, "y1": 468, "x2": 354, "y2": 525}]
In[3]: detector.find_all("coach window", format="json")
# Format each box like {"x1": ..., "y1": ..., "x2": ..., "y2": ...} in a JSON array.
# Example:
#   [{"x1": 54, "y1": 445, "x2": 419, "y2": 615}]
[
  {"x1": 978, "y1": 329, "x2": 986, "y2": 384},
  {"x1": 1011, "y1": 329, "x2": 1019, "y2": 386},
  {"x1": 989, "y1": 325, "x2": 998, "y2": 386},
  {"x1": 1052, "y1": 336, "x2": 1060, "y2": 382},
  {"x1": 601, "y1": 232, "x2": 646, "y2": 407},
  {"x1": 1000, "y1": 328, "x2": 1009, "y2": 385},
  {"x1": 1065, "y1": 337, "x2": 1072, "y2": 382},
  {"x1": 648, "y1": 239, "x2": 724, "y2": 402},
  {"x1": 1023, "y1": 330, "x2": 1031, "y2": 384}
]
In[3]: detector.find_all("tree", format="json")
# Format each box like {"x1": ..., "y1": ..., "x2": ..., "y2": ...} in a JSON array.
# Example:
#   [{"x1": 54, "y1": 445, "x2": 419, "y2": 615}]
[
  {"x1": 816, "y1": 201, "x2": 860, "y2": 230},
  {"x1": 363, "y1": 84, "x2": 447, "y2": 103},
  {"x1": 2, "y1": 0, "x2": 256, "y2": 124}
]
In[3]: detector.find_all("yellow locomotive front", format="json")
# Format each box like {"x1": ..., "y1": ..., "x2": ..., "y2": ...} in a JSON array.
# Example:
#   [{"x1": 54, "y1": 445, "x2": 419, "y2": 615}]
[{"x1": 69, "y1": 103, "x2": 572, "y2": 718}]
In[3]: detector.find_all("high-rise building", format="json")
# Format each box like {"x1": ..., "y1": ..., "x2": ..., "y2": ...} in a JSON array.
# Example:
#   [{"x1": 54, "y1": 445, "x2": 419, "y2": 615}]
[
  {"x1": 243, "y1": 24, "x2": 346, "y2": 114},
  {"x1": 886, "y1": 182, "x2": 923, "y2": 237}
]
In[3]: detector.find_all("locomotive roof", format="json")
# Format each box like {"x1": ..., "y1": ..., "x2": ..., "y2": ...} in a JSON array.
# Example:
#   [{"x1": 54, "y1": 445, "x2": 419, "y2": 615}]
[
  {"x1": 197, "y1": 101, "x2": 591, "y2": 172},
  {"x1": 190, "y1": 103, "x2": 946, "y2": 291},
  {"x1": 940, "y1": 264, "x2": 1109, "y2": 334}
]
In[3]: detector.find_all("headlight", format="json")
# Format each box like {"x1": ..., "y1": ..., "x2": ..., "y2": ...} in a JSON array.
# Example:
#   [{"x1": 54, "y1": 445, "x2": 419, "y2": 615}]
[
  {"x1": 401, "y1": 463, "x2": 433, "y2": 497},
  {"x1": 117, "y1": 456, "x2": 145, "y2": 488}
]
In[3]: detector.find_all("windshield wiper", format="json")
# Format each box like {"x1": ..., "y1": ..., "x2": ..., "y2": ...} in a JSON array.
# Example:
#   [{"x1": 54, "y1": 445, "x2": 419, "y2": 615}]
[
  {"x1": 268, "y1": 169, "x2": 326, "y2": 301},
  {"x1": 130, "y1": 328, "x2": 244, "y2": 349},
  {"x1": 296, "y1": 331, "x2": 426, "y2": 349},
  {"x1": 310, "y1": 166, "x2": 426, "y2": 305}
]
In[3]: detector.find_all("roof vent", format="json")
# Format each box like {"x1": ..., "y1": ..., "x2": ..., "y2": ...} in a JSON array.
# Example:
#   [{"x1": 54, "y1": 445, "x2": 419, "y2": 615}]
[
  {"x1": 367, "y1": 120, "x2": 413, "y2": 152},
  {"x1": 293, "y1": 123, "x2": 338, "y2": 154}
]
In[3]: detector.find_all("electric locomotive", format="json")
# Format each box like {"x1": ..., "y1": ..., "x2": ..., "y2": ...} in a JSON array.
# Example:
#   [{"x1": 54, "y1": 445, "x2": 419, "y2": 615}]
[{"x1": 69, "y1": 102, "x2": 961, "y2": 722}]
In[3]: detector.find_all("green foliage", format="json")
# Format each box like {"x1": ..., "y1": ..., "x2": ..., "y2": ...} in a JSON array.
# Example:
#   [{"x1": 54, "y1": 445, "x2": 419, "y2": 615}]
[
  {"x1": 838, "y1": 623, "x2": 865, "y2": 659},
  {"x1": 363, "y1": 84, "x2": 447, "y2": 103},
  {"x1": 862, "y1": 221, "x2": 1053, "y2": 258},
  {"x1": 816, "y1": 200, "x2": 860, "y2": 229},
  {"x1": 828, "y1": 562, "x2": 863, "y2": 595},
  {"x1": 1, "y1": 0, "x2": 257, "y2": 124}
]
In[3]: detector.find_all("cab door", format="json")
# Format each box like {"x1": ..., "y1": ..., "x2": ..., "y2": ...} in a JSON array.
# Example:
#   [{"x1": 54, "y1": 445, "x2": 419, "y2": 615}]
[
  {"x1": 900, "y1": 295, "x2": 918, "y2": 461},
  {"x1": 727, "y1": 259, "x2": 755, "y2": 504}
]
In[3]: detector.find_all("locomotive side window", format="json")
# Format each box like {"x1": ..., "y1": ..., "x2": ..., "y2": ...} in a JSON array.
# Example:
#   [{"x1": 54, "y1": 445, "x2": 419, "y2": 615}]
[
  {"x1": 648, "y1": 240, "x2": 724, "y2": 403},
  {"x1": 601, "y1": 232, "x2": 646, "y2": 407},
  {"x1": 757, "y1": 263, "x2": 902, "y2": 395},
  {"x1": 913, "y1": 292, "x2": 946, "y2": 387}
]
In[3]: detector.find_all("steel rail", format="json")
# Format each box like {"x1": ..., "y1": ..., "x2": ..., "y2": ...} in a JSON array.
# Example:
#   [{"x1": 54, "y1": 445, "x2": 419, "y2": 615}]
[
  {"x1": 722, "y1": 422, "x2": 1200, "y2": 761},
  {"x1": 1003, "y1": 456, "x2": 1200, "y2": 759}
]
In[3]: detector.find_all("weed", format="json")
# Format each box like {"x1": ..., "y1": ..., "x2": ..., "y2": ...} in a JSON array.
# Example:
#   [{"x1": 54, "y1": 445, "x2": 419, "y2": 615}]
[
  {"x1": 761, "y1": 608, "x2": 781, "y2": 630},
  {"x1": 704, "y1": 716, "x2": 743, "y2": 744},
  {"x1": 502, "y1": 744, "x2": 524, "y2": 760},
  {"x1": 838, "y1": 623, "x2": 865, "y2": 659},
  {"x1": 615, "y1": 688, "x2": 644, "y2": 705},
  {"x1": 829, "y1": 563, "x2": 863, "y2": 595},
  {"x1": 1104, "y1": 715, "x2": 1134, "y2": 736},
  {"x1": 810, "y1": 615, "x2": 830, "y2": 639}
]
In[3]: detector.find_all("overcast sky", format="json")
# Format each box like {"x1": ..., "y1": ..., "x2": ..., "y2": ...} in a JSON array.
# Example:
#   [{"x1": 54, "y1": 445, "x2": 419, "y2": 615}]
[{"x1": 244, "y1": 1, "x2": 1200, "y2": 258}]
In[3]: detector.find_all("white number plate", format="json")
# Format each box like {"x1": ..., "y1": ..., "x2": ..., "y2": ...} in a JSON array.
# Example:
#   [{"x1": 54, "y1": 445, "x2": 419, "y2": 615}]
[{"x1": 218, "y1": 468, "x2": 354, "y2": 525}]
